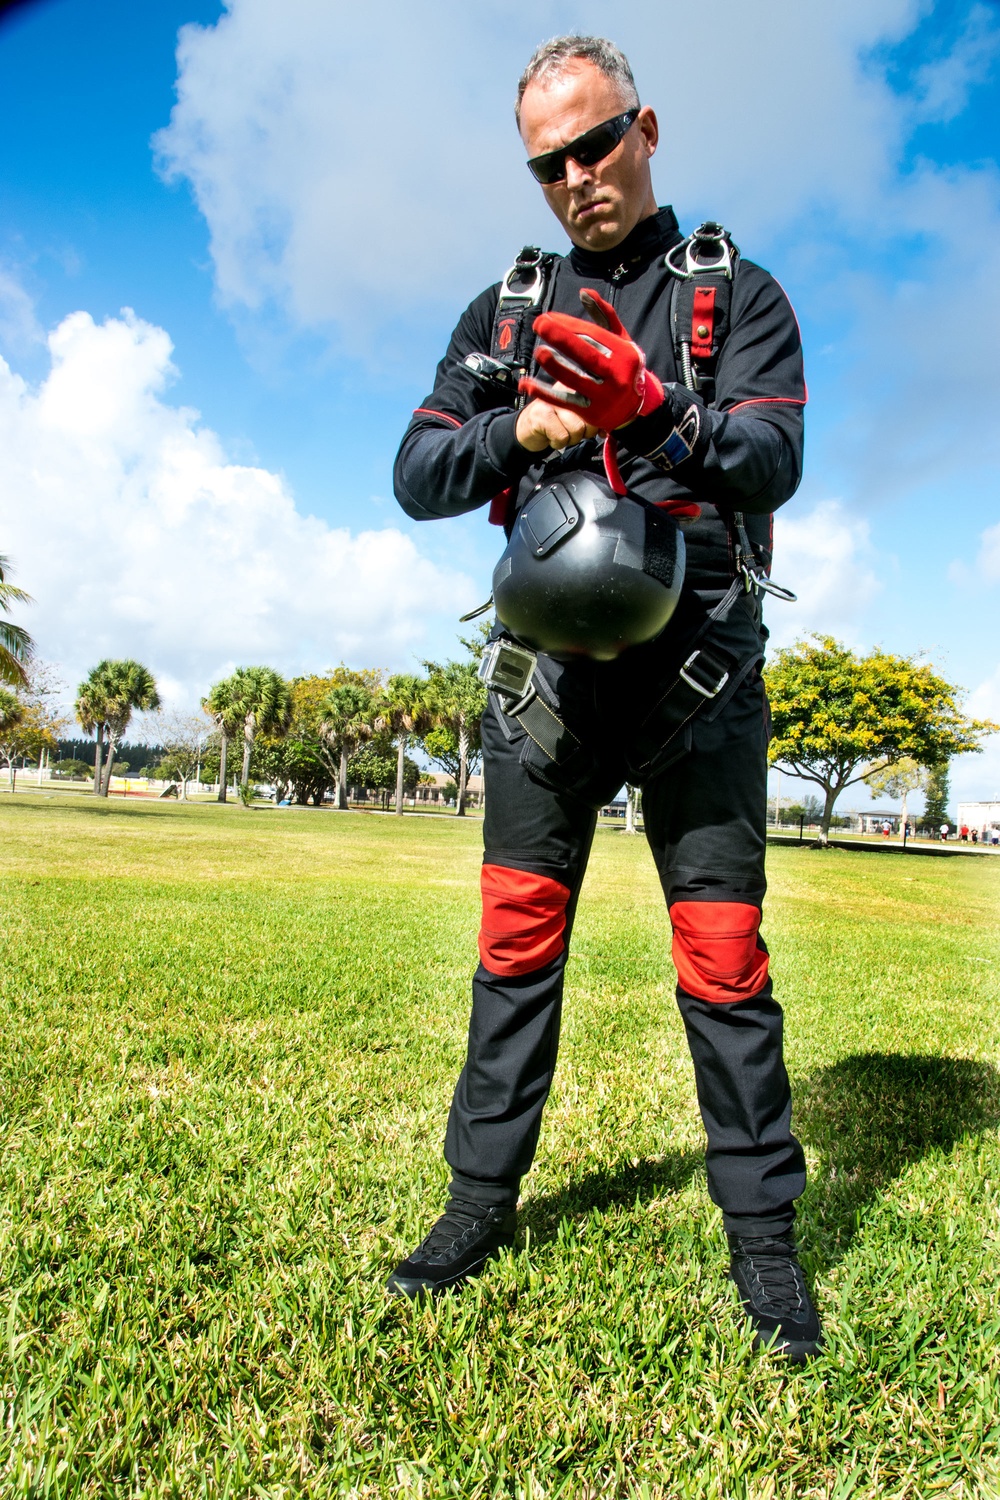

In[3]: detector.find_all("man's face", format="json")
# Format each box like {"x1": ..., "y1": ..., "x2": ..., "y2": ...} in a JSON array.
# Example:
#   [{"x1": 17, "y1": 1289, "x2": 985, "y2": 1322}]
[{"x1": 519, "y1": 61, "x2": 658, "y2": 252}]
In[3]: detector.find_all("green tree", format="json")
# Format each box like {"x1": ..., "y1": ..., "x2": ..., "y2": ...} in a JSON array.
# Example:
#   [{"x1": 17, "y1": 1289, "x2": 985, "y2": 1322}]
[
  {"x1": 765, "y1": 636, "x2": 996, "y2": 844},
  {"x1": 254, "y1": 670, "x2": 383, "y2": 806},
  {"x1": 864, "y1": 757, "x2": 930, "y2": 841},
  {"x1": 422, "y1": 658, "x2": 487, "y2": 817},
  {"x1": 0, "y1": 554, "x2": 33, "y2": 688},
  {"x1": 145, "y1": 710, "x2": 215, "y2": 801},
  {"x1": 347, "y1": 739, "x2": 420, "y2": 807},
  {"x1": 75, "y1": 659, "x2": 160, "y2": 797},
  {"x1": 202, "y1": 676, "x2": 244, "y2": 802},
  {"x1": 321, "y1": 681, "x2": 379, "y2": 810},
  {"x1": 221, "y1": 666, "x2": 292, "y2": 789},
  {"x1": 0, "y1": 687, "x2": 24, "y2": 790},
  {"x1": 378, "y1": 673, "x2": 432, "y2": 816},
  {"x1": 922, "y1": 761, "x2": 951, "y2": 831}
]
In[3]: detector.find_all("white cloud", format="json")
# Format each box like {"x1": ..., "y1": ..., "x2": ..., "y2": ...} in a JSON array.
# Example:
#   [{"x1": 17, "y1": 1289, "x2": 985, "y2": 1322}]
[
  {"x1": 0, "y1": 264, "x2": 42, "y2": 352},
  {"x1": 153, "y1": 0, "x2": 1000, "y2": 508},
  {"x1": 154, "y1": 0, "x2": 928, "y2": 349},
  {"x1": 0, "y1": 305, "x2": 474, "y2": 703},
  {"x1": 974, "y1": 521, "x2": 1000, "y2": 582},
  {"x1": 953, "y1": 662, "x2": 1000, "y2": 800},
  {"x1": 910, "y1": 2, "x2": 1000, "y2": 122},
  {"x1": 766, "y1": 500, "x2": 881, "y2": 648}
]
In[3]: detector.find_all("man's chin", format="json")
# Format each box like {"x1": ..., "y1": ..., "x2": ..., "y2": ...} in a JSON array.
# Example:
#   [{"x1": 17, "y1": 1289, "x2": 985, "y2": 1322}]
[{"x1": 570, "y1": 215, "x2": 625, "y2": 251}]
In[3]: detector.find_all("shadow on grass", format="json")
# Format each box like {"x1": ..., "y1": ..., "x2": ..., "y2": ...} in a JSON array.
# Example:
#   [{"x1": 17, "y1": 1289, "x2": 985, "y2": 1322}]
[
  {"x1": 522, "y1": 1148, "x2": 701, "y2": 1242},
  {"x1": 518, "y1": 1054, "x2": 1000, "y2": 1260},
  {"x1": 795, "y1": 1052, "x2": 1000, "y2": 1267}
]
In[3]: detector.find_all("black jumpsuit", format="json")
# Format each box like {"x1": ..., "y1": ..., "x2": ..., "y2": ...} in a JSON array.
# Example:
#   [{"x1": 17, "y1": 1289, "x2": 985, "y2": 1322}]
[{"x1": 394, "y1": 207, "x2": 808, "y2": 1236}]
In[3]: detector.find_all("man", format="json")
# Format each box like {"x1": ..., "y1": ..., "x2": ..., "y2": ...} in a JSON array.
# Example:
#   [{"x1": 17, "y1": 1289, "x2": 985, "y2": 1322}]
[{"x1": 389, "y1": 35, "x2": 821, "y2": 1361}]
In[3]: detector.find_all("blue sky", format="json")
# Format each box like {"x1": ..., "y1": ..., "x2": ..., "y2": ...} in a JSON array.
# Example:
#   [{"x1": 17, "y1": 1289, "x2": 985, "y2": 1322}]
[{"x1": 1, "y1": 0, "x2": 998, "y2": 804}]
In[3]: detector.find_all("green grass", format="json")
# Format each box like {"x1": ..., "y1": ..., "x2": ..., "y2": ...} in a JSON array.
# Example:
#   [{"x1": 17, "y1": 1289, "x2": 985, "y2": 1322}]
[{"x1": 1, "y1": 794, "x2": 999, "y2": 1498}]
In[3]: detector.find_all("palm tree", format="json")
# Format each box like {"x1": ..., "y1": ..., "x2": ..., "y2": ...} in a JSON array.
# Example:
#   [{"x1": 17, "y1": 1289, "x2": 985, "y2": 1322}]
[
  {"x1": 203, "y1": 676, "x2": 242, "y2": 802},
  {"x1": 0, "y1": 554, "x2": 34, "y2": 688},
  {"x1": 75, "y1": 660, "x2": 160, "y2": 797},
  {"x1": 225, "y1": 666, "x2": 292, "y2": 791},
  {"x1": 423, "y1": 659, "x2": 487, "y2": 817},
  {"x1": 74, "y1": 676, "x2": 106, "y2": 794},
  {"x1": 378, "y1": 674, "x2": 432, "y2": 816},
  {"x1": 320, "y1": 682, "x2": 377, "y2": 810},
  {"x1": 0, "y1": 687, "x2": 25, "y2": 790}
]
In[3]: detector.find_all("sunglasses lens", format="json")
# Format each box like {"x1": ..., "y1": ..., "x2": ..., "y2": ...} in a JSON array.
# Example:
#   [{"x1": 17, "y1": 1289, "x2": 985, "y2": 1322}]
[
  {"x1": 572, "y1": 123, "x2": 621, "y2": 169},
  {"x1": 527, "y1": 110, "x2": 635, "y2": 186},
  {"x1": 529, "y1": 151, "x2": 566, "y2": 185}
]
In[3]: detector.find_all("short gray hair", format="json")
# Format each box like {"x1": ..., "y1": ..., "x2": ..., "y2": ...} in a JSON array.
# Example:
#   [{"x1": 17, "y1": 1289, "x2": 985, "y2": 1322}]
[{"x1": 515, "y1": 36, "x2": 639, "y2": 127}]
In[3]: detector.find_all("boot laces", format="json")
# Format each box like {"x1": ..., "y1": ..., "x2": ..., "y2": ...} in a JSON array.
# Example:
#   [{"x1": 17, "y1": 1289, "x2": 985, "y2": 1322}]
[
  {"x1": 419, "y1": 1202, "x2": 499, "y2": 1262},
  {"x1": 738, "y1": 1236, "x2": 806, "y2": 1318}
]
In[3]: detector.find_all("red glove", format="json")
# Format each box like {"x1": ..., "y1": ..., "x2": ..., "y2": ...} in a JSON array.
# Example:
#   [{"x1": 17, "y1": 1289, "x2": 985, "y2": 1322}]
[{"x1": 519, "y1": 288, "x2": 665, "y2": 430}]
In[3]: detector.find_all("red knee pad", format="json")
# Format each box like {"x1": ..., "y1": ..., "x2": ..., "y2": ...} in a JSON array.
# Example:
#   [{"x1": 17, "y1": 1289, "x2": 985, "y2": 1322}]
[
  {"x1": 479, "y1": 864, "x2": 571, "y2": 977},
  {"x1": 670, "y1": 900, "x2": 770, "y2": 1003}
]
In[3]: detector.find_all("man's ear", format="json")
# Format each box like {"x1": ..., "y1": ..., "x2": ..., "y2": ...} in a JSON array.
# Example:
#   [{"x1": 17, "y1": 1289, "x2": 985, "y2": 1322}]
[{"x1": 638, "y1": 106, "x2": 659, "y2": 157}]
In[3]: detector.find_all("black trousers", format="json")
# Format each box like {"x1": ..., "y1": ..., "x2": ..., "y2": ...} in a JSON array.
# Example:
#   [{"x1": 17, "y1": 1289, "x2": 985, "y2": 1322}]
[{"x1": 445, "y1": 597, "x2": 807, "y2": 1237}]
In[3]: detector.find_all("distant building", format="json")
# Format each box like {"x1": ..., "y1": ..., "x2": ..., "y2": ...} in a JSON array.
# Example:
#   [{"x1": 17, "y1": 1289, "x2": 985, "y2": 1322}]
[
  {"x1": 844, "y1": 808, "x2": 903, "y2": 835},
  {"x1": 957, "y1": 801, "x2": 1000, "y2": 837}
]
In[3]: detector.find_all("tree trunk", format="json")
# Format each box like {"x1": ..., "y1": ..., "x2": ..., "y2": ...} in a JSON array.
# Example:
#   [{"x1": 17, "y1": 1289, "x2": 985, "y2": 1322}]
[
  {"x1": 395, "y1": 735, "x2": 406, "y2": 816},
  {"x1": 338, "y1": 746, "x2": 349, "y2": 810},
  {"x1": 93, "y1": 725, "x2": 104, "y2": 795},
  {"x1": 241, "y1": 712, "x2": 254, "y2": 788},
  {"x1": 817, "y1": 784, "x2": 838, "y2": 845},
  {"x1": 899, "y1": 789, "x2": 908, "y2": 841},
  {"x1": 625, "y1": 784, "x2": 638, "y2": 833},
  {"x1": 456, "y1": 724, "x2": 468, "y2": 817},
  {"x1": 100, "y1": 732, "x2": 117, "y2": 797},
  {"x1": 179, "y1": 775, "x2": 188, "y2": 802},
  {"x1": 217, "y1": 731, "x2": 228, "y2": 802}
]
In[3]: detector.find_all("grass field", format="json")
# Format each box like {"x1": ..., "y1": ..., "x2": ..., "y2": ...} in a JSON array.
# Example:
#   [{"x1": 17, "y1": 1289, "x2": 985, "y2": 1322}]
[{"x1": 1, "y1": 795, "x2": 1000, "y2": 1498}]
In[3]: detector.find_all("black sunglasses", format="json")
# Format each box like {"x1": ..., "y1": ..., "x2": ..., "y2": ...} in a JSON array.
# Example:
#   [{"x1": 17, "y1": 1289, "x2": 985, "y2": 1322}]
[{"x1": 526, "y1": 108, "x2": 640, "y2": 186}]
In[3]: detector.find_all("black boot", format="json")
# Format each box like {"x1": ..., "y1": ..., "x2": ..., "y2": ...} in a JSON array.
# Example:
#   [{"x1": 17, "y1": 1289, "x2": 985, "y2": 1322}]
[
  {"x1": 728, "y1": 1231, "x2": 822, "y2": 1362},
  {"x1": 386, "y1": 1200, "x2": 517, "y2": 1299}
]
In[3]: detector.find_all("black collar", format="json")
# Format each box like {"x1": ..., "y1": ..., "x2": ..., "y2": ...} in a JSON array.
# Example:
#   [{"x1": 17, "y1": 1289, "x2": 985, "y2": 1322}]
[{"x1": 568, "y1": 205, "x2": 682, "y2": 280}]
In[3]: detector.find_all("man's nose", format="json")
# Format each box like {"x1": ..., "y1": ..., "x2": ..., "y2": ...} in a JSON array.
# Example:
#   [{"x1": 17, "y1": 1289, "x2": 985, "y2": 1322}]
[{"x1": 563, "y1": 155, "x2": 593, "y2": 192}]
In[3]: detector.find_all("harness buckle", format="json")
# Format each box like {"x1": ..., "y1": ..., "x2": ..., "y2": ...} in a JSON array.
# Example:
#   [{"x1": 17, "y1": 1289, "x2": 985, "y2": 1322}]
[
  {"x1": 499, "y1": 254, "x2": 547, "y2": 307},
  {"x1": 665, "y1": 222, "x2": 736, "y2": 282},
  {"x1": 679, "y1": 650, "x2": 730, "y2": 699}
]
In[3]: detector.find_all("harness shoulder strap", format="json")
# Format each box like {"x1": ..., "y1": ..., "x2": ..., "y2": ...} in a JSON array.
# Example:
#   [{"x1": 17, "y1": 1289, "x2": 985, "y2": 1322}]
[
  {"x1": 485, "y1": 246, "x2": 560, "y2": 395},
  {"x1": 665, "y1": 220, "x2": 738, "y2": 406},
  {"x1": 666, "y1": 222, "x2": 795, "y2": 602}
]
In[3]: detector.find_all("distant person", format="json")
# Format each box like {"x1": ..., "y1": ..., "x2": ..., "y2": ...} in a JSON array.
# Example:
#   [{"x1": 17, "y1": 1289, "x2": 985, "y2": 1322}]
[
  {"x1": 390, "y1": 35, "x2": 819, "y2": 1361},
  {"x1": 940, "y1": 824, "x2": 950, "y2": 841}
]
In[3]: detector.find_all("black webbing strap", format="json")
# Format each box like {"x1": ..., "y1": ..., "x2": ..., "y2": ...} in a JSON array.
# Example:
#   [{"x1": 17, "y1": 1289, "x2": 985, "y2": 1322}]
[
  {"x1": 499, "y1": 579, "x2": 754, "y2": 774},
  {"x1": 511, "y1": 691, "x2": 581, "y2": 764}
]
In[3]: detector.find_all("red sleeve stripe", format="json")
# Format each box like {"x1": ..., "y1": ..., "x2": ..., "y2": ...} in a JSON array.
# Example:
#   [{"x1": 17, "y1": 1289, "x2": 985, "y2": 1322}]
[
  {"x1": 413, "y1": 407, "x2": 463, "y2": 428},
  {"x1": 726, "y1": 396, "x2": 807, "y2": 414}
]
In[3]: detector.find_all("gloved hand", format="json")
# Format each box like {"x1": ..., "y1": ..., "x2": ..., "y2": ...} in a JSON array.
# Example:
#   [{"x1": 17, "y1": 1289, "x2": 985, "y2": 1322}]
[{"x1": 519, "y1": 288, "x2": 665, "y2": 430}]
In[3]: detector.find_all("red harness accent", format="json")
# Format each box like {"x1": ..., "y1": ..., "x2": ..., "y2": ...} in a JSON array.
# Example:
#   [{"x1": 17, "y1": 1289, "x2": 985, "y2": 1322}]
[
  {"x1": 670, "y1": 900, "x2": 769, "y2": 1003},
  {"x1": 489, "y1": 488, "x2": 514, "y2": 527},
  {"x1": 479, "y1": 864, "x2": 571, "y2": 977},
  {"x1": 690, "y1": 286, "x2": 717, "y2": 359}
]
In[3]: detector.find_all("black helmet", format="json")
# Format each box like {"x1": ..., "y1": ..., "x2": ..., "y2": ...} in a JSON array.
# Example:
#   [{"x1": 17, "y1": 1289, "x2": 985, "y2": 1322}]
[{"x1": 492, "y1": 470, "x2": 685, "y2": 661}]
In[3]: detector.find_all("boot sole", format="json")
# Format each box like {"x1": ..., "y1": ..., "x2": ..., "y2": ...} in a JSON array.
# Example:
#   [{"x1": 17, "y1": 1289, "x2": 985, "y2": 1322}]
[{"x1": 752, "y1": 1329, "x2": 823, "y2": 1364}]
